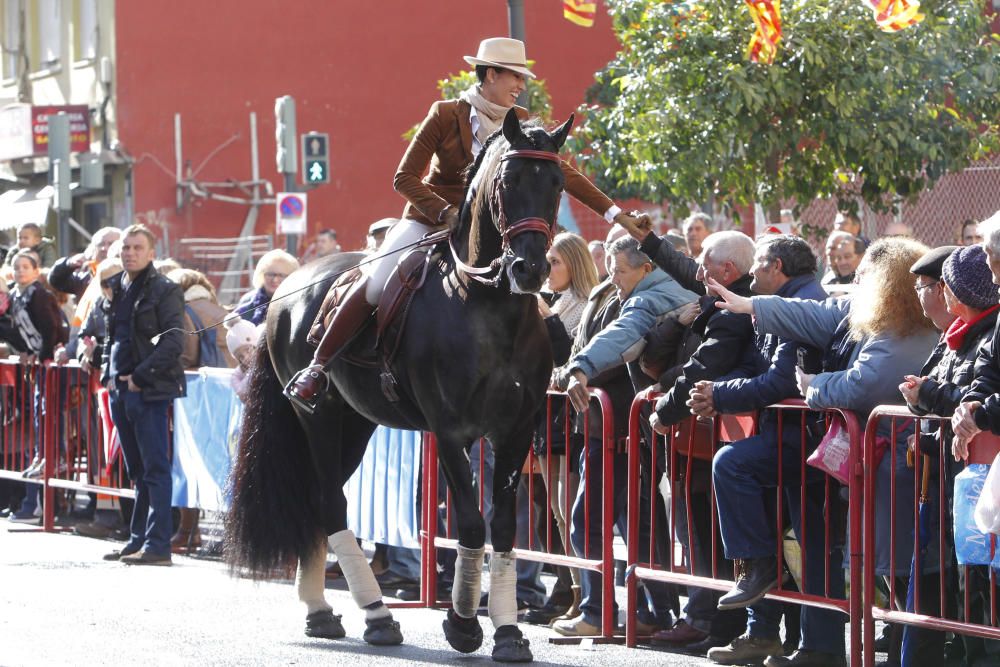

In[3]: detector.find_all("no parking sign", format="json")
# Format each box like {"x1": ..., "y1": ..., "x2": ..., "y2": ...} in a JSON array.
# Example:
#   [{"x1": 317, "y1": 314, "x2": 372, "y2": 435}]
[{"x1": 276, "y1": 192, "x2": 307, "y2": 235}]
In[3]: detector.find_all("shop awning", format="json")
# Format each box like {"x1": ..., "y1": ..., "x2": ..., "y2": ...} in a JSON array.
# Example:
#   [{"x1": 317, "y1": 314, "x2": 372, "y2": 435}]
[{"x1": 0, "y1": 186, "x2": 52, "y2": 231}]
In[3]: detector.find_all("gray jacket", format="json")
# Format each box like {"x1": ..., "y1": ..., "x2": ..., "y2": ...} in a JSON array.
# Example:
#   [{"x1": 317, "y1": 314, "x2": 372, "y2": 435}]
[
  {"x1": 570, "y1": 268, "x2": 698, "y2": 380},
  {"x1": 752, "y1": 295, "x2": 939, "y2": 421}
]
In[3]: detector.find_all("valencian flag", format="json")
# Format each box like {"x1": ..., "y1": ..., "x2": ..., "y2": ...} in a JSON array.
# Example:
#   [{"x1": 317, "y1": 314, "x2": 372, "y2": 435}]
[
  {"x1": 745, "y1": 0, "x2": 781, "y2": 64},
  {"x1": 862, "y1": 0, "x2": 924, "y2": 32},
  {"x1": 564, "y1": 0, "x2": 597, "y2": 27}
]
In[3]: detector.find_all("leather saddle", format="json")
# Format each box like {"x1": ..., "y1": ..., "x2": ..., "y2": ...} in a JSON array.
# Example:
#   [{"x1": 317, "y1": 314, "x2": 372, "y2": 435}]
[{"x1": 306, "y1": 230, "x2": 449, "y2": 399}]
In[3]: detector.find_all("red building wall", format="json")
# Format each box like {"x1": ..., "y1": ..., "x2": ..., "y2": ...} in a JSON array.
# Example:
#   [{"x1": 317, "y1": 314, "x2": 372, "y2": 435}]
[{"x1": 115, "y1": 1, "x2": 621, "y2": 256}]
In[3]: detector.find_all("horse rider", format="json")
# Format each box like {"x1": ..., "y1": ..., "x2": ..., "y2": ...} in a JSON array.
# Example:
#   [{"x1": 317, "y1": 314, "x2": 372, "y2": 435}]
[{"x1": 285, "y1": 37, "x2": 647, "y2": 409}]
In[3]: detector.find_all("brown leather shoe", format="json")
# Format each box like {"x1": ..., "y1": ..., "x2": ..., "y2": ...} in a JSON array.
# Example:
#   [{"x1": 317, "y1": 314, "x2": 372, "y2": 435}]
[
  {"x1": 103, "y1": 546, "x2": 140, "y2": 561},
  {"x1": 121, "y1": 550, "x2": 172, "y2": 566},
  {"x1": 651, "y1": 620, "x2": 708, "y2": 647}
]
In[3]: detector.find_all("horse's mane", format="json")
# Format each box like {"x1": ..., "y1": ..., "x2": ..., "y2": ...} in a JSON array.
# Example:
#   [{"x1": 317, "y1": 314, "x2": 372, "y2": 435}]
[{"x1": 464, "y1": 130, "x2": 505, "y2": 192}]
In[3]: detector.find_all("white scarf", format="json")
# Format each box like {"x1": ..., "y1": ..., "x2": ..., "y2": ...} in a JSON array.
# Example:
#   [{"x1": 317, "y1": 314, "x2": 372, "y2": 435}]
[{"x1": 460, "y1": 85, "x2": 511, "y2": 145}]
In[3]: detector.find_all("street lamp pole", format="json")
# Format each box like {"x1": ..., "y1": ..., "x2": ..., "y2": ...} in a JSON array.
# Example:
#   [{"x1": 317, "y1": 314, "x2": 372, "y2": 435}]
[{"x1": 507, "y1": 0, "x2": 529, "y2": 108}]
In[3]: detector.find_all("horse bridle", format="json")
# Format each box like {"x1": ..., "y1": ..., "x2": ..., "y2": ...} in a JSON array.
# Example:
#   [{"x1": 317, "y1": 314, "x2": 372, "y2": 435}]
[{"x1": 452, "y1": 148, "x2": 561, "y2": 286}]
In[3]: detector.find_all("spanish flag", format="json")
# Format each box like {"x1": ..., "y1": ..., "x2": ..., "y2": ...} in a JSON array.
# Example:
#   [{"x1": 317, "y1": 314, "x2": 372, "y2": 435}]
[
  {"x1": 745, "y1": 0, "x2": 782, "y2": 64},
  {"x1": 564, "y1": 0, "x2": 596, "y2": 28},
  {"x1": 862, "y1": 0, "x2": 924, "y2": 32}
]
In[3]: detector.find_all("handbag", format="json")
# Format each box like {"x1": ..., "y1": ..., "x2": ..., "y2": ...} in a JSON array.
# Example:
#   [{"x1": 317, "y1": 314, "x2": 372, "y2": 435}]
[
  {"x1": 673, "y1": 415, "x2": 715, "y2": 461},
  {"x1": 807, "y1": 413, "x2": 893, "y2": 484},
  {"x1": 806, "y1": 415, "x2": 852, "y2": 484},
  {"x1": 672, "y1": 413, "x2": 755, "y2": 461}
]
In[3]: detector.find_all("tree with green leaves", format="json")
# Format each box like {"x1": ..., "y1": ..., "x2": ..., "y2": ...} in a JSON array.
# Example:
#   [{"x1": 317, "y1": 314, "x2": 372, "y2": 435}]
[{"x1": 568, "y1": 0, "x2": 1000, "y2": 220}]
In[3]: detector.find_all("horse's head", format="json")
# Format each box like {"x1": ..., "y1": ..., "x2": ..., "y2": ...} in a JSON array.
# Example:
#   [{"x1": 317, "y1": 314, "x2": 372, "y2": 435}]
[{"x1": 463, "y1": 108, "x2": 574, "y2": 294}]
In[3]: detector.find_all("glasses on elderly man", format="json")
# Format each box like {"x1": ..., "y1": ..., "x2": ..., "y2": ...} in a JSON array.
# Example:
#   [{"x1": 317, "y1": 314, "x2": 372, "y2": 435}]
[
  {"x1": 264, "y1": 272, "x2": 288, "y2": 280},
  {"x1": 914, "y1": 280, "x2": 939, "y2": 292}
]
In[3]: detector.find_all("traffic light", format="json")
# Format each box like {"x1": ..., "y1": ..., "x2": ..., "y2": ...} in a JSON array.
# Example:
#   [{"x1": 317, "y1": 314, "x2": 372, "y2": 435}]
[
  {"x1": 274, "y1": 95, "x2": 297, "y2": 174},
  {"x1": 301, "y1": 132, "x2": 330, "y2": 185}
]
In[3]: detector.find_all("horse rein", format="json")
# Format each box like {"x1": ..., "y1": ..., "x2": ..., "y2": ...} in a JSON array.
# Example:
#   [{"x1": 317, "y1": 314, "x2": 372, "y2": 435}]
[{"x1": 451, "y1": 148, "x2": 561, "y2": 287}]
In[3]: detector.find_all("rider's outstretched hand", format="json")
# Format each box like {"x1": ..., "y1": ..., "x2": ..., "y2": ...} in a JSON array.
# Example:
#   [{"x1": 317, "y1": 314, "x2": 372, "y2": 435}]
[
  {"x1": 707, "y1": 278, "x2": 754, "y2": 315},
  {"x1": 614, "y1": 211, "x2": 652, "y2": 241}
]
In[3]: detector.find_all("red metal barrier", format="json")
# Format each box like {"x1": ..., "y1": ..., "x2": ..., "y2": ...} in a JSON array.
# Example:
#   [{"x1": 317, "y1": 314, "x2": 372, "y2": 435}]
[
  {"x1": 0, "y1": 359, "x2": 45, "y2": 526},
  {"x1": 420, "y1": 388, "x2": 620, "y2": 636},
  {"x1": 41, "y1": 363, "x2": 133, "y2": 532},
  {"x1": 624, "y1": 392, "x2": 864, "y2": 667},
  {"x1": 0, "y1": 360, "x2": 135, "y2": 532},
  {"x1": 863, "y1": 405, "x2": 1000, "y2": 667}
]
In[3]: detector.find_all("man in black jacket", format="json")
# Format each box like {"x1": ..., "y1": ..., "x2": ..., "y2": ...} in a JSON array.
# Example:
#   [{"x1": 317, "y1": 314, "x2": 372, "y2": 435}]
[
  {"x1": 634, "y1": 228, "x2": 758, "y2": 652},
  {"x1": 954, "y1": 211, "x2": 1000, "y2": 446},
  {"x1": 693, "y1": 237, "x2": 842, "y2": 667},
  {"x1": 645, "y1": 231, "x2": 757, "y2": 435},
  {"x1": 100, "y1": 224, "x2": 186, "y2": 566}
]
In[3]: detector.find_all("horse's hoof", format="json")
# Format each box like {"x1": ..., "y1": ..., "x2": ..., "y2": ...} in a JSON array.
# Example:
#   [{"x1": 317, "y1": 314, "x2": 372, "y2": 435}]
[
  {"x1": 443, "y1": 608, "x2": 483, "y2": 653},
  {"x1": 364, "y1": 616, "x2": 403, "y2": 646},
  {"x1": 304, "y1": 610, "x2": 345, "y2": 639},
  {"x1": 492, "y1": 625, "x2": 532, "y2": 663}
]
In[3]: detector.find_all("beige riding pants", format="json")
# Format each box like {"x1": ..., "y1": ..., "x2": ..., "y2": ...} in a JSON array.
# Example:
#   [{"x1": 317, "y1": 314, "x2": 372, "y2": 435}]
[{"x1": 362, "y1": 218, "x2": 435, "y2": 305}]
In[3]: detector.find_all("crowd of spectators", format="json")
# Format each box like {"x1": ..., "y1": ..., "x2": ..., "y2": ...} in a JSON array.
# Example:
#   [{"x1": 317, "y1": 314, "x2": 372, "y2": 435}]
[
  {"x1": 4, "y1": 206, "x2": 1000, "y2": 664},
  {"x1": 514, "y1": 209, "x2": 1000, "y2": 667},
  {"x1": 0, "y1": 220, "x2": 301, "y2": 561}
]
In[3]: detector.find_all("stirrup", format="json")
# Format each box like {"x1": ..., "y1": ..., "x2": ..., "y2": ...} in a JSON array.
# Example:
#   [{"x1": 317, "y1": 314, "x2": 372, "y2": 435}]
[{"x1": 283, "y1": 367, "x2": 328, "y2": 415}]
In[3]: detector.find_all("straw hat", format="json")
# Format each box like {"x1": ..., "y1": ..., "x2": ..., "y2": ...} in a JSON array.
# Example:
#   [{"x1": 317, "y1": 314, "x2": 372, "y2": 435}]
[{"x1": 464, "y1": 38, "x2": 536, "y2": 79}]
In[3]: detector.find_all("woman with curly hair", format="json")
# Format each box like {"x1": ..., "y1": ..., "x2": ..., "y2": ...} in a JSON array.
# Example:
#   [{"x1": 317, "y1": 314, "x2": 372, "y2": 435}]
[{"x1": 708, "y1": 237, "x2": 940, "y2": 665}]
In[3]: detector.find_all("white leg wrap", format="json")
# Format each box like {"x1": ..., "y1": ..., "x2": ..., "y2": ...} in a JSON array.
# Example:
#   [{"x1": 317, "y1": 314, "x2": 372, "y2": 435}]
[
  {"x1": 329, "y1": 529, "x2": 386, "y2": 616},
  {"x1": 488, "y1": 551, "x2": 519, "y2": 629},
  {"x1": 452, "y1": 545, "x2": 485, "y2": 619},
  {"x1": 295, "y1": 539, "x2": 332, "y2": 615}
]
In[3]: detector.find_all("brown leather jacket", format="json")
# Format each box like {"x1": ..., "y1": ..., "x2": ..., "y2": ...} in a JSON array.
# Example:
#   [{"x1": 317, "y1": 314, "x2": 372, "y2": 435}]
[{"x1": 393, "y1": 99, "x2": 614, "y2": 227}]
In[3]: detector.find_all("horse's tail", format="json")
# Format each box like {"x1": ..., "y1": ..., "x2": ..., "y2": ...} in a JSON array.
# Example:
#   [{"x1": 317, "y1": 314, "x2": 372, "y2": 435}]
[{"x1": 224, "y1": 339, "x2": 322, "y2": 578}]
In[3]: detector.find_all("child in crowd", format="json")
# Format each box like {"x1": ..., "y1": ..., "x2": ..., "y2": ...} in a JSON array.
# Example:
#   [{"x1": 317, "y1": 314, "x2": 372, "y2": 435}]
[
  {"x1": 225, "y1": 317, "x2": 261, "y2": 402},
  {"x1": 3, "y1": 223, "x2": 57, "y2": 269}
]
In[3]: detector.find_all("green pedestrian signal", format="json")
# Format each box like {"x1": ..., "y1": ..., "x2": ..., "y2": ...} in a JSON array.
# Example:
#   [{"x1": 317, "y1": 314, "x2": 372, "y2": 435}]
[
  {"x1": 306, "y1": 159, "x2": 327, "y2": 183},
  {"x1": 301, "y1": 132, "x2": 330, "y2": 185}
]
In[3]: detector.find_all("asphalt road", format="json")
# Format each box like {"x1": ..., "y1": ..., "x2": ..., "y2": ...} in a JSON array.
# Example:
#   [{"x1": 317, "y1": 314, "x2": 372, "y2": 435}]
[{"x1": 0, "y1": 521, "x2": 726, "y2": 667}]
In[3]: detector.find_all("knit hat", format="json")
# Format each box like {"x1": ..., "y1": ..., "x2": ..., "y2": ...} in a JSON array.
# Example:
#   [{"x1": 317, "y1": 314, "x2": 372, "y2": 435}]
[
  {"x1": 225, "y1": 317, "x2": 261, "y2": 357},
  {"x1": 942, "y1": 244, "x2": 999, "y2": 311}
]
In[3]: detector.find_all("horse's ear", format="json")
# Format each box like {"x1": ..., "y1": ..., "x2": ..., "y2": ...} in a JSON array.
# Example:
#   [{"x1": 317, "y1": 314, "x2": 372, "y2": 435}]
[
  {"x1": 550, "y1": 113, "x2": 575, "y2": 150},
  {"x1": 502, "y1": 108, "x2": 524, "y2": 144}
]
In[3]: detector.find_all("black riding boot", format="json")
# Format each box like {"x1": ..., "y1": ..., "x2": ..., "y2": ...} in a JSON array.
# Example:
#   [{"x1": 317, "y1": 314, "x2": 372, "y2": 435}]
[{"x1": 285, "y1": 277, "x2": 375, "y2": 413}]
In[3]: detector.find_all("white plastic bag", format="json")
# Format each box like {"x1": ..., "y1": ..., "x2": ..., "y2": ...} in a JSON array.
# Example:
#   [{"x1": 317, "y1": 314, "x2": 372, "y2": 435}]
[{"x1": 974, "y1": 453, "x2": 1000, "y2": 535}]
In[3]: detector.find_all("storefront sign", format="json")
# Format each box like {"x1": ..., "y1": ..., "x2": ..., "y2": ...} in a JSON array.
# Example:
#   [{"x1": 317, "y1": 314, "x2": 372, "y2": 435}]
[
  {"x1": 0, "y1": 103, "x2": 91, "y2": 160},
  {"x1": 32, "y1": 105, "x2": 91, "y2": 154}
]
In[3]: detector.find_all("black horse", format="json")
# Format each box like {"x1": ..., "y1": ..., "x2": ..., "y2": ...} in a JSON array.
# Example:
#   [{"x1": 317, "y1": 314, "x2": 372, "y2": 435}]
[{"x1": 226, "y1": 109, "x2": 571, "y2": 662}]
